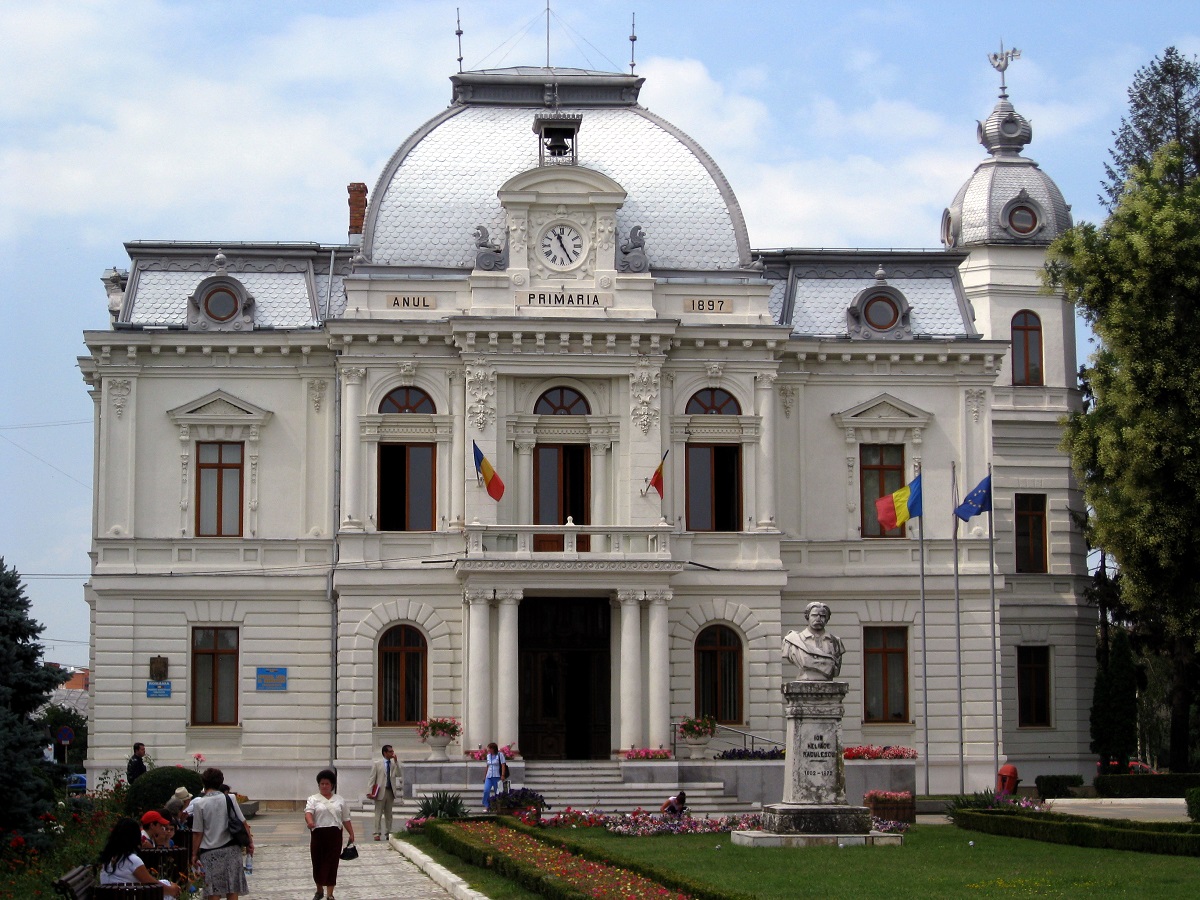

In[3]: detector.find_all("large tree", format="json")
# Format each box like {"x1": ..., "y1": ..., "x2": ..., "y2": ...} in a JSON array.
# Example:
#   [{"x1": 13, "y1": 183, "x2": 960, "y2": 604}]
[
  {"x1": 1048, "y1": 146, "x2": 1200, "y2": 771},
  {"x1": 0, "y1": 558, "x2": 68, "y2": 845},
  {"x1": 1102, "y1": 46, "x2": 1200, "y2": 209}
]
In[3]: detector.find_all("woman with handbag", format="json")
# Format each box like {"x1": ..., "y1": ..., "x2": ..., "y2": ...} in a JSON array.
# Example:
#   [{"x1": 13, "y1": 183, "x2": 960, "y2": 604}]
[
  {"x1": 304, "y1": 767, "x2": 356, "y2": 900},
  {"x1": 189, "y1": 767, "x2": 251, "y2": 900}
]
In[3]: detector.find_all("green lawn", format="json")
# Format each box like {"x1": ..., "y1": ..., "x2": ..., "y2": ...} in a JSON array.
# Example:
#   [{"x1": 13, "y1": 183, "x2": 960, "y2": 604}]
[{"x1": 419, "y1": 823, "x2": 1199, "y2": 899}]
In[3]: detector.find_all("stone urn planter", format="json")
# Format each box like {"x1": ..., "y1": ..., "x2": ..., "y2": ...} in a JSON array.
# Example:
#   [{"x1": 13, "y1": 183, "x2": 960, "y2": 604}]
[
  {"x1": 425, "y1": 734, "x2": 453, "y2": 761},
  {"x1": 681, "y1": 736, "x2": 710, "y2": 759}
]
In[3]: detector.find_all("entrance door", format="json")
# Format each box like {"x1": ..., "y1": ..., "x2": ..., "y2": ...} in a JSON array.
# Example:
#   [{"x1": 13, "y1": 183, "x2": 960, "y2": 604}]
[
  {"x1": 533, "y1": 444, "x2": 590, "y2": 551},
  {"x1": 518, "y1": 597, "x2": 610, "y2": 759}
]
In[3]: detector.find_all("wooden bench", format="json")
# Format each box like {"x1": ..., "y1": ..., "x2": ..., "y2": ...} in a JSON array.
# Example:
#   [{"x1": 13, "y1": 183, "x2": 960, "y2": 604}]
[{"x1": 53, "y1": 864, "x2": 165, "y2": 900}]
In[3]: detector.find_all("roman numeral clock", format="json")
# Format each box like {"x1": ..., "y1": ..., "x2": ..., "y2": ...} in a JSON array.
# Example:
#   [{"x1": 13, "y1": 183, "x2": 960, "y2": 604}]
[{"x1": 539, "y1": 222, "x2": 586, "y2": 270}]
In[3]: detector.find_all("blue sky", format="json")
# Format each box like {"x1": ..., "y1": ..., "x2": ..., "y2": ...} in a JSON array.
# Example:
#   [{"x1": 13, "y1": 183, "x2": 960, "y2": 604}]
[{"x1": 2, "y1": 0, "x2": 1196, "y2": 667}]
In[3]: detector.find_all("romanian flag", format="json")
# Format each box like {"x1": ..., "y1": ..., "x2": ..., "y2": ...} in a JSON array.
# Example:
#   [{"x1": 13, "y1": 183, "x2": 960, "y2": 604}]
[
  {"x1": 647, "y1": 449, "x2": 668, "y2": 499},
  {"x1": 875, "y1": 474, "x2": 922, "y2": 530},
  {"x1": 472, "y1": 441, "x2": 505, "y2": 501}
]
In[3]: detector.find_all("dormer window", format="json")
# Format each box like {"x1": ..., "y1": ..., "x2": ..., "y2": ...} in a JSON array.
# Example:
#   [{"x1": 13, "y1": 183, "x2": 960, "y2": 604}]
[
  {"x1": 1000, "y1": 190, "x2": 1045, "y2": 239},
  {"x1": 187, "y1": 271, "x2": 255, "y2": 332},
  {"x1": 533, "y1": 112, "x2": 582, "y2": 166},
  {"x1": 847, "y1": 269, "x2": 912, "y2": 340}
]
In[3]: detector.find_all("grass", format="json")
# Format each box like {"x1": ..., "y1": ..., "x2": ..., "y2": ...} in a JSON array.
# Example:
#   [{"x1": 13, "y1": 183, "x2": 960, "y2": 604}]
[{"x1": 422, "y1": 822, "x2": 1200, "y2": 899}]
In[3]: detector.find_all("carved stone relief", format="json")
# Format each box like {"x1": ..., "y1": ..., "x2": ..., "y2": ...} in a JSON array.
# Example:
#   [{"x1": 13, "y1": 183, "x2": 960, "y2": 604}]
[
  {"x1": 466, "y1": 363, "x2": 497, "y2": 431},
  {"x1": 629, "y1": 358, "x2": 661, "y2": 436}
]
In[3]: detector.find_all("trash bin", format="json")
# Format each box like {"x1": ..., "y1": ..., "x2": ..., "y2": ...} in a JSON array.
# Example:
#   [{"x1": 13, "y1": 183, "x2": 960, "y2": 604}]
[{"x1": 996, "y1": 764, "x2": 1019, "y2": 795}]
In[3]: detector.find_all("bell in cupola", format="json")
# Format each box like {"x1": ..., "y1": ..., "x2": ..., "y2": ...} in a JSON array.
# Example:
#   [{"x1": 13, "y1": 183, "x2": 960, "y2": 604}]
[{"x1": 533, "y1": 112, "x2": 583, "y2": 165}]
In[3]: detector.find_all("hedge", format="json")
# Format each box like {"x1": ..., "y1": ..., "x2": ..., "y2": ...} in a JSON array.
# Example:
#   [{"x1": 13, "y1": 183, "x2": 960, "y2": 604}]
[
  {"x1": 953, "y1": 808, "x2": 1200, "y2": 856},
  {"x1": 1094, "y1": 773, "x2": 1200, "y2": 798},
  {"x1": 1034, "y1": 774, "x2": 1083, "y2": 799},
  {"x1": 425, "y1": 817, "x2": 755, "y2": 900},
  {"x1": 124, "y1": 766, "x2": 205, "y2": 816},
  {"x1": 1186, "y1": 787, "x2": 1200, "y2": 823}
]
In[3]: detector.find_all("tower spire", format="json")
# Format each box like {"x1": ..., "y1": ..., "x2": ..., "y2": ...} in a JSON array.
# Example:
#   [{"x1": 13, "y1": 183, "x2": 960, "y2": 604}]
[
  {"x1": 455, "y1": 8, "x2": 463, "y2": 74},
  {"x1": 629, "y1": 13, "x2": 637, "y2": 75},
  {"x1": 988, "y1": 41, "x2": 1021, "y2": 99}
]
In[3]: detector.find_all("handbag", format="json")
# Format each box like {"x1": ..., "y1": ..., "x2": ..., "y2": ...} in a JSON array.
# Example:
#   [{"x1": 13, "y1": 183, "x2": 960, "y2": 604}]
[
  {"x1": 224, "y1": 794, "x2": 251, "y2": 848},
  {"x1": 340, "y1": 842, "x2": 359, "y2": 860}
]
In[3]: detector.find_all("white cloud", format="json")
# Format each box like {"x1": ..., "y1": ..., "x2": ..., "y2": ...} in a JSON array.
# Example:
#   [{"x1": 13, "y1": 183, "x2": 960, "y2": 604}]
[{"x1": 637, "y1": 57, "x2": 771, "y2": 156}]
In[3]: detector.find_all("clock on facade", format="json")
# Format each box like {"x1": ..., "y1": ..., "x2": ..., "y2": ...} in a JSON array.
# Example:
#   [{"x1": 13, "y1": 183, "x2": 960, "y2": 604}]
[{"x1": 538, "y1": 222, "x2": 586, "y2": 270}]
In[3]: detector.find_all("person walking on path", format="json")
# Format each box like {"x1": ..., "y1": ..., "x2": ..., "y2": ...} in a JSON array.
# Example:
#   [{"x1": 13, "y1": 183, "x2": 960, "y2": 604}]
[
  {"x1": 126, "y1": 742, "x2": 147, "y2": 783},
  {"x1": 190, "y1": 767, "x2": 252, "y2": 900},
  {"x1": 481, "y1": 743, "x2": 506, "y2": 812},
  {"x1": 305, "y1": 767, "x2": 356, "y2": 900},
  {"x1": 368, "y1": 744, "x2": 402, "y2": 840}
]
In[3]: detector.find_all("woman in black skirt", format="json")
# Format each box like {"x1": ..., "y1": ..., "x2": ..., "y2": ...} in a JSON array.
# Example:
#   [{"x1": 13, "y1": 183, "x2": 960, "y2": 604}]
[{"x1": 304, "y1": 768, "x2": 356, "y2": 900}]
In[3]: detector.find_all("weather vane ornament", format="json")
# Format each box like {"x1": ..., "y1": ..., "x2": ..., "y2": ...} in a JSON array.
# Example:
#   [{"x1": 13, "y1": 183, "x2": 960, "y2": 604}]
[{"x1": 988, "y1": 42, "x2": 1021, "y2": 97}]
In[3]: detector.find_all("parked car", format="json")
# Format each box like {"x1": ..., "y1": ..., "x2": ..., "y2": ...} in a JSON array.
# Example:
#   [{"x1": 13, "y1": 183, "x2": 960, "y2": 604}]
[{"x1": 66, "y1": 773, "x2": 87, "y2": 794}]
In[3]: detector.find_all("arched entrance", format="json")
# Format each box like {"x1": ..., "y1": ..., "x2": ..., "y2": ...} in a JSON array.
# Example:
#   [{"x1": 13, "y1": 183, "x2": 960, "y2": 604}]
[{"x1": 518, "y1": 596, "x2": 610, "y2": 759}]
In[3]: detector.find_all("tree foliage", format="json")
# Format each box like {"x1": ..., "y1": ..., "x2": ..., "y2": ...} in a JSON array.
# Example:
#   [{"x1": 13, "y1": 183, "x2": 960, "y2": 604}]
[
  {"x1": 1090, "y1": 629, "x2": 1139, "y2": 772},
  {"x1": 0, "y1": 558, "x2": 69, "y2": 845},
  {"x1": 1102, "y1": 47, "x2": 1200, "y2": 209}
]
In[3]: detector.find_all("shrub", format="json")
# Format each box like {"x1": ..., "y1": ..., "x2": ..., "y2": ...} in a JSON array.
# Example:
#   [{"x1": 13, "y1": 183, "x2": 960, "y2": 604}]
[
  {"x1": 1186, "y1": 787, "x2": 1200, "y2": 823},
  {"x1": 415, "y1": 790, "x2": 468, "y2": 820},
  {"x1": 123, "y1": 766, "x2": 204, "y2": 816},
  {"x1": 953, "y1": 807, "x2": 1200, "y2": 856},
  {"x1": 494, "y1": 787, "x2": 549, "y2": 809},
  {"x1": 1095, "y1": 773, "x2": 1200, "y2": 798},
  {"x1": 714, "y1": 747, "x2": 784, "y2": 760},
  {"x1": 1035, "y1": 774, "x2": 1084, "y2": 799}
]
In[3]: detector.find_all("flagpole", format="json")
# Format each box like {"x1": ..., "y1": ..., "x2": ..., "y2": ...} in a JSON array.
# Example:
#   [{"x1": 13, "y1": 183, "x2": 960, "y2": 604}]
[
  {"x1": 917, "y1": 472, "x2": 929, "y2": 795},
  {"x1": 988, "y1": 462, "x2": 999, "y2": 779},
  {"x1": 952, "y1": 462, "x2": 964, "y2": 794}
]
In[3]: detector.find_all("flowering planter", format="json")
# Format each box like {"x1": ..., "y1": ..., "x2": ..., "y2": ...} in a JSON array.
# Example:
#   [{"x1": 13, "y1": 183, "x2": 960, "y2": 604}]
[
  {"x1": 866, "y1": 797, "x2": 916, "y2": 823},
  {"x1": 426, "y1": 734, "x2": 453, "y2": 761},
  {"x1": 681, "y1": 736, "x2": 710, "y2": 760},
  {"x1": 495, "y1": 804, "x2": 542, "y2": 824}
]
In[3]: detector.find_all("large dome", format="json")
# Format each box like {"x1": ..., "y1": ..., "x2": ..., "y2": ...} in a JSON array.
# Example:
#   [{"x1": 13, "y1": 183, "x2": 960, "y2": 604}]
[
  {"x1": 361, "y1": 68, "x2": 750, "y2": 270},
  {"x1": 941, "y1": 92, "x2": 1072, "y2": 249}
]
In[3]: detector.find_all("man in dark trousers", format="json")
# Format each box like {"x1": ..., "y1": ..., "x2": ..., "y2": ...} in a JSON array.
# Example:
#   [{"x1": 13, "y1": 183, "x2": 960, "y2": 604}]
[{"x1": 126, "y1": 742, "x2": 147, "y2": 782}]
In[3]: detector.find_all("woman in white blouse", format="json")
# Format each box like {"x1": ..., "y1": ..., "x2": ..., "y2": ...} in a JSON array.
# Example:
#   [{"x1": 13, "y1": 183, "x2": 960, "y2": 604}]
[{"x1": 304, "y1": 768, "x2": 356, "y2": 900}]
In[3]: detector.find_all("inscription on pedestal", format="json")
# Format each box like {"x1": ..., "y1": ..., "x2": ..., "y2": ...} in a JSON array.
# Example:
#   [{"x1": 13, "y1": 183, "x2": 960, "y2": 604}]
[{"x1": 783, "y1": 680, "x2": 847, "y2": 806}]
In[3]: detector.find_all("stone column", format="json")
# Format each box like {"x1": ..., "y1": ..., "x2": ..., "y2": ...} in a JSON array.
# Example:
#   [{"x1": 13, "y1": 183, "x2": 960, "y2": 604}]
[
  {"x1": 646, "y1": 589, "x2": 672, "y2": 749},
  {"x1": 515, "y1": 440, "x2": 534, "y2": 526},
  {"x1": 342, "y1": 367, "x2": 366, "y2": 528},
  {"x1": 755, "y1": 371, "x2": 776, "y2": 529},
  {"x1": 465, "y1": 589, "x2": 493, "y2": 750},
  {"x1": 618, "y1": 589, "x2": 644, "y2": 750},
  {"x1": 495, "y1": 589, "x2": 522, "y2": 749}
]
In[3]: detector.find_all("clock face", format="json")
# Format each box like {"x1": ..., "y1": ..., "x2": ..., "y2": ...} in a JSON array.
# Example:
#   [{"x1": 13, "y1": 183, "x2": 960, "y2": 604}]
[{"x1": 539, "y1": 222, "x2": 585, "y2": 270}]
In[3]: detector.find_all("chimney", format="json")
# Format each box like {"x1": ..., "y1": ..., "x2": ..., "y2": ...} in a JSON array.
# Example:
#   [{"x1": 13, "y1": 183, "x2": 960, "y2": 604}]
[{"x1": 347, "y1": 182, "x2": 368, "y2": 246}]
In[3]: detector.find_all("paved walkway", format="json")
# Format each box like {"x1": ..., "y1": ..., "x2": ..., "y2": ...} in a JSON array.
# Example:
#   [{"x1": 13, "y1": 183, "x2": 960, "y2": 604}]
[{"x1": 240, "y1": 811, "x2": 461, "y2": 900}]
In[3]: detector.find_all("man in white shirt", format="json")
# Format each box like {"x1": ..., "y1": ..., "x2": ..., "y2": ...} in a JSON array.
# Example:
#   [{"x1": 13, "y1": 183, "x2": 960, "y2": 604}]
[{"x1": 367, "y1": 744, "x2": 402, "y2": 840}]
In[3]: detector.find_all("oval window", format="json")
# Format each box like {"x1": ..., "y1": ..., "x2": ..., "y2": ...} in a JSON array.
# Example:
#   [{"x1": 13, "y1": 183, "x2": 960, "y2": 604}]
[
  {"x1": 204, "y1": 288, "x2": 239, "y2": 322},
  {"x1": 864, "y1": 296, "x2": 899, "y2": 330},
  {"x1": 1007, "y1": 205, "x2": 1038, "y2": 235}
]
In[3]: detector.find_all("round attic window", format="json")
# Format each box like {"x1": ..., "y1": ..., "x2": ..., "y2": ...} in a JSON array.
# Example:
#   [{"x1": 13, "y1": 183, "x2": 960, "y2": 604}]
[
  {"x1": 204, "y1": 287, "x2": 239, "y2": 322},
  {"x1": 864, "y1": 295, "x2": 899, "y2": 330},
  {"x1": 1007, "y1": 204, "x2": 1038, "y2": 235}
]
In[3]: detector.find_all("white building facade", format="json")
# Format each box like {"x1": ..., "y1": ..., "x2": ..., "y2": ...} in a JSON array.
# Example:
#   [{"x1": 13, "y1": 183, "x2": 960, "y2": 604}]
[{"x1": 80, "y1": 65, "x2": 1092, "y2": 801}]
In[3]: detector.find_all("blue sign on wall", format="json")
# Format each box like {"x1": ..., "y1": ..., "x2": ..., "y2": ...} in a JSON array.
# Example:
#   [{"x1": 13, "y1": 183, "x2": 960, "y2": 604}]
[
  {"x1": 256, "y1": 667, "x2": 287, "y2": 691},
  {"x1": 146, "y1": 681, "x2": 171, "y2": 698}
]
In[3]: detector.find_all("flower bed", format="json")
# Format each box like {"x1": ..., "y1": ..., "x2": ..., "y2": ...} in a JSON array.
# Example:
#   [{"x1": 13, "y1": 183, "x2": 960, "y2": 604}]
[
  {"x1": 625, "y1": 747, "x2": 672, "y2": 760},
  {"x1": 843, "y1": 745, "x2": 919, "y2": 760},
  {"x1": 467, "y1": 744, "x2": 518, "y2": 761},
  {"x1": 864, "y1": 789, "x2": 915, "y2": 823}
]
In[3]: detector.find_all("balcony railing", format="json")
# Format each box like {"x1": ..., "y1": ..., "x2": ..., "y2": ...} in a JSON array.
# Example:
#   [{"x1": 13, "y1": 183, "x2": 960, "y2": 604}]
[{"x1": 464, "y1": 519, "x2": 674, "y2": 559}]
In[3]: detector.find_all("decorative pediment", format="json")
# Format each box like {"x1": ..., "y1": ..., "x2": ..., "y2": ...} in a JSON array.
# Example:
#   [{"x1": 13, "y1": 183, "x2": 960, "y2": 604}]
[
  {"x1": 831, "y1": 393, "x2": 931, "y2": 444},
  {"x1": 168, "y1": 390, "x2": 273, "y2": 440}
]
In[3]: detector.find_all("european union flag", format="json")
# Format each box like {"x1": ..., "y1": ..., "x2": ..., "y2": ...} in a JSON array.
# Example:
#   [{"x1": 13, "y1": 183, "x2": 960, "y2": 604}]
[{"x1": 954, "y1": 475, "x2": 992, "y2": 521}]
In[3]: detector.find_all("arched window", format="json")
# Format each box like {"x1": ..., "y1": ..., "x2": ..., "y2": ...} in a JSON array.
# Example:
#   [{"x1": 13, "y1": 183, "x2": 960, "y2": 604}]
[
  {"x1": 378, "y1": 625, "x2": 427, "y2": 726},
  {"x1": 535, "y1": 387, "x2": 590, "y2": 415},
  {"x1": 1011, "y1": 311, "x2": 1043, "y2": 386},
  {"x1": 686, "y1": 388, "x2": 741, "y2": 415},
  {"x1": 379, "y1": 387, "x2": 436, "y2": 414},
  {"x1": 695, "y1": 624, "x2": 742, "y2": 723}
]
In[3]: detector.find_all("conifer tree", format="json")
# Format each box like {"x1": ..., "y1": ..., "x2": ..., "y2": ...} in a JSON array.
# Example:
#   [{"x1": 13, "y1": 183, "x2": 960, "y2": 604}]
[{"x1": 0, "y1": 558, "x2": 68, "y2": 845}]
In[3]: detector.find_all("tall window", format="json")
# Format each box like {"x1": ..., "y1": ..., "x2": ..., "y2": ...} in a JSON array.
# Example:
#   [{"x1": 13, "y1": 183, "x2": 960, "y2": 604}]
[
  {"x1": 192, "y1": 627, "x2": 238, "y2": 725},
  {"x1": 1015, "y1": 494, "x2": 1047, "y2": 573},
  {"x1": 695, "y1": 625, "x2": 742, "y2": 723},
  {"x1": 686, "y1": 388, "x2": 741, "y2": 415},
  {"x1": 197, "y1": 442, "x2": 243, "y2": 536},
  {"x1": 860, "y1": 444, "x2": 905, "y2": 537},
  {"x1": 686, "y1": 444, "x2": 742, "y2": 531},
  {"x1": 379, "y1": 625, "x2": 427, "y2": 726},
  {"x1": 1011, "y1": 311, "x2": 1044, "y2": 386},
  {"x1": 377, "y1": 388, "x2": 436, "y2": 531},
  {"x1": 863, "y1": 626, "x2": 908, "y2": 722},
  {"x1": 378, "y1": 444, "x2": 435, "y2": 530},
  {"x1": 1017, "y1": 645, "x2": 1051, "y2": 727}
]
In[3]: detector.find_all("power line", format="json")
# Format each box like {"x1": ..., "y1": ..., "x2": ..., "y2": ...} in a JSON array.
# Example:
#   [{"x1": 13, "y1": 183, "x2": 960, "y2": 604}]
[
  {"x1": 0, "y1": 420, "x2": 91, "y2": 430},
  {"x1": 0, "y1": 433, "x2": 93, "y2": 491}
]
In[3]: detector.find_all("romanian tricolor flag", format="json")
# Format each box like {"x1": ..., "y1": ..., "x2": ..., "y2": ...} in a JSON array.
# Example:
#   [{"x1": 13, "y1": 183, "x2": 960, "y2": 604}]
[
  {"x1": 875, "y1": 474, "x2": 922, "y2": 530},
  {"x1": 647, "y1": 449, "x2": 669, "y2": 499},
  {"x1": 472, "y1": 441, "x2": 505, "y2": 501}
]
